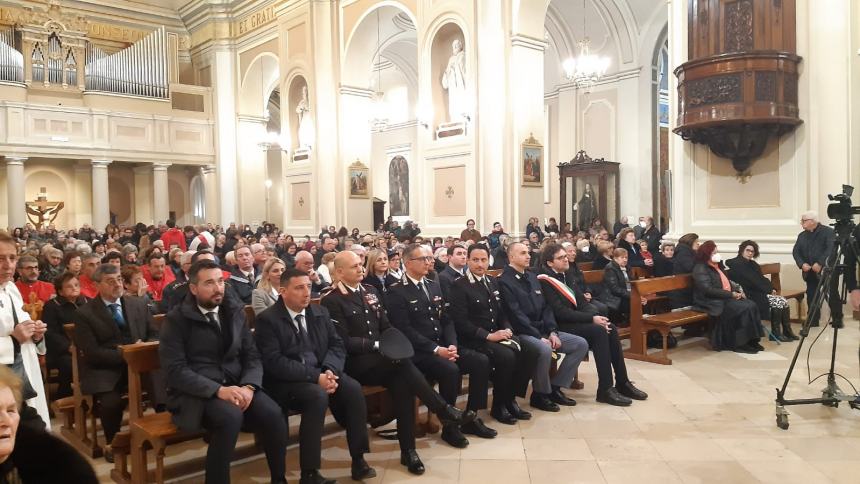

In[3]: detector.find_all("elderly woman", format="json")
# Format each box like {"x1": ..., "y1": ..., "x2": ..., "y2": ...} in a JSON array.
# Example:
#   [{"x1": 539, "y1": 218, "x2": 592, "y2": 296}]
[
  {"x1": 669, "y1": 233, "x2": 700, "y2": 308},
  {"x1": 363, "y1": 249, "x2": 397, "y2": 294},
  {"x1": 61, "y1": 251, "x2": 82, "y2": 276},
  {"x1": 726, "y1": 240, "x2": 798, "y2": 342},
  {"x1": 692, "y1": 241, "x2": 764, "y2": 353},
  {"x1": 591, "y1": 241, "x2": 615, "y2": 270},
  {"x1": 0, "y1": 366, "x2": 98, "y2": 482},
  {"x1": 251, "y1": 258, "x2": 286, "y2": 316},
  {"x1": 40, "y1": 273, "x2": 89, "y2": 400},
  {"x1": 574, "y1": 238, "x2": 595, "y2": 263},
  {"x1": 616, "y1": 229, "x2": 651, "y2": 269}
]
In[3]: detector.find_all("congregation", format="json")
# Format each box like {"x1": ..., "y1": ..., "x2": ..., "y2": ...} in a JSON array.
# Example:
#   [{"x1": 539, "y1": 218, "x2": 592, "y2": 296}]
[{"x1": 0, "y1": 211, "x2": 833, "y2": 483}]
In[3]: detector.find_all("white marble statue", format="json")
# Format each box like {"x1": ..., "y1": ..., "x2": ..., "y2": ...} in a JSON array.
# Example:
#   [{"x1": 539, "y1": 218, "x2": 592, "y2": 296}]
[
  {"x1": 296, "y1": 85, "x2": 313, "y2": 148},
  {"x1": 441, "y1": 39, "x2": 467, "y2": 123}
]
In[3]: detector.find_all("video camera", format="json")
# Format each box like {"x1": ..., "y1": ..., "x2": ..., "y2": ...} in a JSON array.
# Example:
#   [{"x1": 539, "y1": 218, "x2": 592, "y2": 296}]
[{"x1": 827, "y1": 185, "x2": 860, "y2": 222}]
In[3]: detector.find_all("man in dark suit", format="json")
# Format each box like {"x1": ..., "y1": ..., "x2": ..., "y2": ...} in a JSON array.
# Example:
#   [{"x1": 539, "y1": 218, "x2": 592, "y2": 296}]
[
  {"x1": 73, "y1": 263, "x2": 164, "y2": 461},
  {"x1": 562, "y1": 241, "x2": 609, "y2": 316},
  {"x1": 792, "y1": 211, "x2": 836, "y2": 326},
  {"x1": 498, "y1": 242, "x2": 588, "y2": 412},
  {"x1": 437, "y1": 244, "x2": 468, "y2": 300},
  {"x1": 386, "y1": 244, "x2": 496, "y2": 449},
  {"x1": 159, "y1": 260, "x2": 287, "y2": 484},
  {"x1": 321, "y1": 251, "x2": 475, "y2": 475},
  {"x1": 295, "y1": 250, "x2": 330, "y2": 297},
  {"x1": 448, "y1": 244, "x2": 540, "y2": 424},
  {"x1": 228, "y1": 246, "x2": 259, "y2": 304},
  {"x1": 538, "y1": 244, "x2": 647, "y2": 406},
  {"x1": 255, "y1": 268, "x2": 373, "y2": 484}
]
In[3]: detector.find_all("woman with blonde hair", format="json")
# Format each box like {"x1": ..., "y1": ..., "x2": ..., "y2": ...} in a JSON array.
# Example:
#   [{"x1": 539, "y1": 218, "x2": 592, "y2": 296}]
[
  {"x1": 251, "y1": 258, "x2": 287, "y2": 316},
  {"x1": 362, "y1": 249, "x2": 396, "y2": 294}
]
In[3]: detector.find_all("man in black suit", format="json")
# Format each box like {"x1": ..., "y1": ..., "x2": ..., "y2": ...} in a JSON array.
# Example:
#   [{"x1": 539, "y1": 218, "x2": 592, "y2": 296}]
[
  {"x1": 562, "y1": 241, "x2": 609, "y2": 315},
  {"x1": 448, "y1": 244, "x2": 540, "y2": 424},
  {"x1": 73, "y1": 263, "x2": 164, "y2": 461},
  {"x1": 437, "y1": 244, "x2": 467, "y2": 299},
  {"x1": 295, "y1": 250, "x2": 330, "y2": 297},
  {"x1": 255, "y1": 268, "x2": 373, "y2": 484},
  {"x1": 386, "y1": 244, "x2": 496, "y2": 449},
  {"x1": 159, "y1": 260, "x2": 287, "y2": 484},
  {"x1": 321, "y1": 251, "x2": 475, "y2": 475},
  {"x1": 498, "y1": 243, "x2": 588, "y2": 412},
  {"x1": 538, "y1": 244, "x2": 647, "y2": 406},
  {"x1": 228, "y1": 246, "x2": 259, "y2": 304}
]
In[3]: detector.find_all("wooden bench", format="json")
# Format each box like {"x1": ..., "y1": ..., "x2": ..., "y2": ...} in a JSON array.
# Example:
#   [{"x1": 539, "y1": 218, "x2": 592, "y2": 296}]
[
  {"x1": 582, "y1": 270, "x2": 631, "y2": 340},
  {"x1": 625, "y1": 275, "x2": 710, "y2": 365},
  {"x1": 759, "y1": 262, "x2": 805, "y2": 321},
  {"x1": 58, "y1": 323, "x2": 103, "y2": 458},
  {"x1": 576, "y1": 261, "x2": 594, "y2": 271}
]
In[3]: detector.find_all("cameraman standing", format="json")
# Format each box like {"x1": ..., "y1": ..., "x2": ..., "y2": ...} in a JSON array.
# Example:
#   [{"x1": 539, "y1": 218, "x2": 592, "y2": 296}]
[{"x1": 792, "y1": 211, "x2": 835, "y2": 325}]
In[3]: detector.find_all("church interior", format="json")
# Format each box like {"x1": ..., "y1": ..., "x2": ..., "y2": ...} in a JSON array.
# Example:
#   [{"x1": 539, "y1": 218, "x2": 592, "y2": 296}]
[{"x1": 1, "y1": 0, "x2": 860, "y2": 483}]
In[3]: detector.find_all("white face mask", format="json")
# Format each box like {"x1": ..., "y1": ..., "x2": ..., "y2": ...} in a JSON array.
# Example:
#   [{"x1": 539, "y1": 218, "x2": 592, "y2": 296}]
[
  {"x1": 580, "y1": 246, "x2": 590, "y2": 253},
  {"x1": 639, "y1": 221, "x2": 647, "y2": 228},
  {"x1": 711, "y1": 253, "x2": 722, "y2": 263}
]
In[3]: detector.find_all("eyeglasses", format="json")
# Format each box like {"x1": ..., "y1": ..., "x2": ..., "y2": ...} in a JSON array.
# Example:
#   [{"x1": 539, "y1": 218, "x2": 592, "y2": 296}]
[
  {"x1": 409, "y1": 256, "x2": 433, "y2": 262},
  {"x1": 553, "y1": 255, "x2": 569, "y2": 261}
]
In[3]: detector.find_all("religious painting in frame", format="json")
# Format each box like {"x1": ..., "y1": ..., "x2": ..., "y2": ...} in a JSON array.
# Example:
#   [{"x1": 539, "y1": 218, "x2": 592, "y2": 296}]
[
  {"x1": 521, "y1": 133, "x2": 543, "y2": 187},
  {"x1": 348, "y1": 159, "x2": 370, "y2": 198}
]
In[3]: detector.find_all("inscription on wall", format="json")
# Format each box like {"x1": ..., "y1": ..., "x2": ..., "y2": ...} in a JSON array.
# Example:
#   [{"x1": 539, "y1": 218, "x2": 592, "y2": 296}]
[{"x1": 234, "y1": 5, "x2": 276, "y2": 36}]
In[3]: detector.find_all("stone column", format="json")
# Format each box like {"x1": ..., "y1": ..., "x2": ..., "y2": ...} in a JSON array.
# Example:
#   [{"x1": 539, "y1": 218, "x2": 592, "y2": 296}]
[
  {"x1": 152, "y1": 162, "x2": 171, "y2": 224},
  {"x1": 5, "y1": 157, "x2": 27, "y2": 229},
  {"x1": 201, "y1": 165, "x2": 218, "y2": 224},
  {"x1": 211, "y1": 47, "x2": 239, "y2": 226},
  {"x1": 310, "y1": 0, "x2": 340, "y2": 226},
  {"x1": 133, "y1": 165, "x2": 153, "y2": 226},
  {"x1": 91, "y1": 159, "x2": 111, "y2": 230}
]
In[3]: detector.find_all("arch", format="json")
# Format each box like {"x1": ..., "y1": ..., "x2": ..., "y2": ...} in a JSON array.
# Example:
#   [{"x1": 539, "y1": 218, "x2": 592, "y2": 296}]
[
  {"x1": 344, "y1": 1, "x2": 418, "y2": 58},
  {"x1": 108, "y1": 176, "x2": 133, "y2": 226},
  {"x1": 238, "y1": 52, "x2": 281, "y2": 116},
  {"x1": 23, "y1": 169, "x2": 70, "y2": 229},
  {"x1": 342, "y1": 5, "x2": 418, "y2": 90}
]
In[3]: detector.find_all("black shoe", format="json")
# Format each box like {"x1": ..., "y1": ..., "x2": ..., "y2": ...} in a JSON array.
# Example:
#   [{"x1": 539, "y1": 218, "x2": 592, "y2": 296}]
[
  {"x1": 441, "y1": 423, "x2": 469, "y2": 448},
  {"x1": 616, "y1": 381, "x2": 648, "y2": 401},
  {"x1": 596, "y1": 387, "x2": 632, "y2": 407},
  {"x1": 438, "y1": 404, "x2": 477, "y2": 426},
  {"x1": 461, "y1": 417, "x2": 497, "y2": 438},
  {"x1": 490, "y1": 405, "x2": 517, "y2": 425},
  {"x1": 351, "y1": 458, "x2": 376, "y2": 481},
  {"x1": 400, "y1": 449, "x2": 425, "y2": 475},
  {"x1": 734, "y1": 344, "x2": 758, "y2": 354},
  {"x1": 103, "y1": 446, "x2": 114, "y2": 464},
  {"x1": 549, "y1": 386, "x2": 577, "y2": 406},
  {"x1": 530, "y1": 393, "x2": 560, "y2": 412},
  {"x1": 750, "y1": 340, "x2": 765, "y2": 351},
  {"x1": 506, "y1": 400, "x2": 532, "y2": 420},
  {"x1": 300, "y1": 470, "x2": 336, "y2": 484}
]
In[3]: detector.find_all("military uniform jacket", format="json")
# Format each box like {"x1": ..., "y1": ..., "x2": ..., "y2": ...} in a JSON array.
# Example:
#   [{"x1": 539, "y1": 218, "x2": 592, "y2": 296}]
[
  {"x1": 497, "y1": 265, "x2": 558, "y2": 339},
  {"x1": 320, "y1": 281, "x2": 391, "y2": 376},
  {"x1": 385, "y1": 275, "x2": 456, "y2": 354},
  {"x1": 448, "y1": 272, "x2": 512, "y2": 348}
]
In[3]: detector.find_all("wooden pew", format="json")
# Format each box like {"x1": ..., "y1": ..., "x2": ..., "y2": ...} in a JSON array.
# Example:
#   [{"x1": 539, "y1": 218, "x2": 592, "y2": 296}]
[
  {"x1": 59, "y1": 323, "x2": 103, "y2": 458},
  {"x1": 486, "y1": 268, "x2": 503, "y2": 278},
  {"x1": 576, "y1": 261, "x2": 594, "y2": 271},
  {"x1": 759, "y1": 263, "x2": 805, "y2": 321},
  {"x1": 625, "y1": 275, "x2": 710, "y2": 365}
]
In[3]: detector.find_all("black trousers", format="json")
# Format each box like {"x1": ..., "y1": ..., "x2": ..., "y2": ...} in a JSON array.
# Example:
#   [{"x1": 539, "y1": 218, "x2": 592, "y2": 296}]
[
  {"x1": 47, "y1": 354, "x2": 72, "y2": 399},
  {"x1": 95, "y1": 370, "x2": 167, "y2": 444},
  {"x1": 350, "y1": 355, "x2": 447, "y2": 451},
  {"x1": 201, "y1": 391, "x2": 287, "y2": 484},
  {"x1": 268, "y1": 374, "x2": 369, "y2": 471},
  {"x1": 468, "y1": 338, "x2": 538, "y2": 407},
  {"x1": 561, "y1": 321, "x2": 629, "y2": 392},
  {"x1": 412, "y1": 347, "x2": 490, "y2": 411}
]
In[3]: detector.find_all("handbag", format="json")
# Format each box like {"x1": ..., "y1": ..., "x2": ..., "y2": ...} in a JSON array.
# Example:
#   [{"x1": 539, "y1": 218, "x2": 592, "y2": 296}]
[{"x1": 7, "y1": 296, "x2": 37, "y2": 400}]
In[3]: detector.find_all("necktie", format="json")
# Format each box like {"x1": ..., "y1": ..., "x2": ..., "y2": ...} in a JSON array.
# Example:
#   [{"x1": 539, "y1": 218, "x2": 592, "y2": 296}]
[
  {"x1": 418, "y1": 281, "x2": 431, "y2": 301},
  {"x1": 295, "y1": 314, "x2": 318, "y2": 367},
  {"x1": 295, "y1": 314, "x2": 307, "y2": 338},
  {"x1": 205, "y1": 311, "x2": 219, "y2": 332},
  {"x1": 108, "y1": 303, "x2": 125, "y2": 328}
]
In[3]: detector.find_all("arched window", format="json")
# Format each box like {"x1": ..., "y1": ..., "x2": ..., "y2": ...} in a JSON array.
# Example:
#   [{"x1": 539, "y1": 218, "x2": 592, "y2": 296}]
[{"x1": 190, "y1": 175, "x2": 206, "y2": 224}]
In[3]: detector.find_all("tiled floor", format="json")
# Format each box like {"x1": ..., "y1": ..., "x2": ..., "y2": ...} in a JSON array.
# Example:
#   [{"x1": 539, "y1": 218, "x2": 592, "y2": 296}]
[{"x1": 86, "y1": 324, "x2": 860, "y2": 483}]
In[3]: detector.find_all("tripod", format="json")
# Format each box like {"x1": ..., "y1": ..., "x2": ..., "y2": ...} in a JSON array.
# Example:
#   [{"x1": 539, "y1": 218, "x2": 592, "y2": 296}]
[{"x1": 775, "y1": 218, "x2": 860, "y2": 430}]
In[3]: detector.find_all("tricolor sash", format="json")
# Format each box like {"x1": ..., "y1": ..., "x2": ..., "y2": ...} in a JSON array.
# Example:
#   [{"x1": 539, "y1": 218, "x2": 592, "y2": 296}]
[{"x1": 536, "y1": 273, "x2": 577, "y2": 307}]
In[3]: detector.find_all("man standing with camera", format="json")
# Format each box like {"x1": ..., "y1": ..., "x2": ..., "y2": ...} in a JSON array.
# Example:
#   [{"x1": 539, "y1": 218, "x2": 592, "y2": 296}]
[{"x1": 792, "y1": 211, "x2": 835, "y2": 325}]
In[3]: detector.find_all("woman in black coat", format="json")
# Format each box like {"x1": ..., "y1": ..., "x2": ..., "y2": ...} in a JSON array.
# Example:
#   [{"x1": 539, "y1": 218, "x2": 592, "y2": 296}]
[
  {"x1": 616, "y1": 229, "x2": 651, "y2": 269},
  {"x1": 40, "y1": 273, "x2": 89, "y2": 399},
  {"x1": 362, "y1": 249, "x2": 398, "y2": 294},
  {"x1": 669, "y1": 233, "x2": 698, "y2": 308},
  {"x1": 725, "y1": 240, "x2": 797, "y2": 342},
  {"x1": 652, "y1": 243, "x2": 675, "y2": 277},
  {"x1": 692, "y1": 241, "x2": 764, "y2": 353}
]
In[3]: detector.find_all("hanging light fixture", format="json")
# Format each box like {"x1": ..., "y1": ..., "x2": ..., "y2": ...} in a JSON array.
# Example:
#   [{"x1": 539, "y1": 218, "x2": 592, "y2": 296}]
[
  {"x1": 562, "y1": 0, "x2": 610, "y2": 92},
  {"x1": 370, "y1": 9, "x2": 389, "y2": 131}
]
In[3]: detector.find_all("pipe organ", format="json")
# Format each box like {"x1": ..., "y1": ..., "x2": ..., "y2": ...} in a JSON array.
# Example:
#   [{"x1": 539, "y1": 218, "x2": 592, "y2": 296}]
[
  {"x1": 0, "y1": 26, "x2": 23, "y2": 83},
  {"x1": 85, "y1": 27, "x2": 169, "y2": 99}
]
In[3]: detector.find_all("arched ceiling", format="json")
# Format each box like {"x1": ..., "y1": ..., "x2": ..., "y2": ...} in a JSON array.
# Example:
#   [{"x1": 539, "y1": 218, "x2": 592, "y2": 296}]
[{"x1": 343, "y1": 7, "x2": 417, "y2": 92}]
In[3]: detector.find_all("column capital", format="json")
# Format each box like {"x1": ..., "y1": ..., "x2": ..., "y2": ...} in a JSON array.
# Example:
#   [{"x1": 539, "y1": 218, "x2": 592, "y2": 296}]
[
  {"x1": 91, "y1": 159, "x2": 112, "y2": 167},
  {"x1": 201, "y1": 165, "x2": 216, "y2": 175},
  {"x1": 5, "y1": 156, "x2": 28, "y2": 165},
  {"x1": 152, "y1": 162, "x2": 172, "y2": 171}
]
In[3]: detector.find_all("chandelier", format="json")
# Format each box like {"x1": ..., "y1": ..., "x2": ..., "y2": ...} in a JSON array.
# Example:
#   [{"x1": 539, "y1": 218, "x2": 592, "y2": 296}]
[
  {"x1": 562, "y1": 0, "x2": 610, "y2": 92},
  {"x1": 370, "y1": 9, "x2": 389, "y2": 131}
]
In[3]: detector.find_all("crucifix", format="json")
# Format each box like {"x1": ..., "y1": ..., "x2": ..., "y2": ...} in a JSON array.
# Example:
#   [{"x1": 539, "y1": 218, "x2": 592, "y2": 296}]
[{"x1": 25, "y1": 187, "x2": 65, "y2": 229}]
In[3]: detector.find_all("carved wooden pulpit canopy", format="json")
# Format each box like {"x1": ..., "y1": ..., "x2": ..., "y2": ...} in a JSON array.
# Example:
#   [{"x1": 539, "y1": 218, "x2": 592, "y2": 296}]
[{"x1": 674, "y1": 0, "x2": 801, "y2": 174}]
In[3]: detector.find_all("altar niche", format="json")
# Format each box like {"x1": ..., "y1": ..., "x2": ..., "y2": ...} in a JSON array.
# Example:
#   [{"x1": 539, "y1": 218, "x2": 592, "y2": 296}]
[{"x1": 558, "y1": 151, "x2": 620, "y2": 234}]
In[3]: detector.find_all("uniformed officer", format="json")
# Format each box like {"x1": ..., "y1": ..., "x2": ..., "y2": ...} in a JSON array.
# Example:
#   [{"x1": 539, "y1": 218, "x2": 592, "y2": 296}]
[
  {"x1": 448, "y1": 244, "x2": 541, "y2": 424},
  {"x1": 498, "y1": 242, "x2": 588, "y2": 412},
  {"x1": 320, "y1": 251, "x2": 475, "y2": 475},
  {"x1": 386, "y1": 244, "x2": 496, "y2": 449}
]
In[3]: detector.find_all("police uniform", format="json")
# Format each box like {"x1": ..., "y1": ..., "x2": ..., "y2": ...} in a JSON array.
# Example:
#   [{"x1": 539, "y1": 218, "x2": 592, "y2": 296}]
[
  {"x1": 320, "y1": 281, "x2": 451, "y2": 452},
  {"x1": 448, "y1": 272, "x2": 539, "y2": 414},
  {"x1": 385, "y1": 275, "x2": 490, "y2": 413}
]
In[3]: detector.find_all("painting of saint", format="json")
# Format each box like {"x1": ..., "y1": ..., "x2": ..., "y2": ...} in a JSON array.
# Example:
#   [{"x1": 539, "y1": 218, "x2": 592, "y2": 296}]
[
  {"x1": 389, "y1": 156, "x2": 409, "y2": 216},
  {"x1": 522, "y1": 143, "x2": 543, "y2": 186},
  {"x1": 349, "y1": 161, "x2": 369, "y2": 198}
]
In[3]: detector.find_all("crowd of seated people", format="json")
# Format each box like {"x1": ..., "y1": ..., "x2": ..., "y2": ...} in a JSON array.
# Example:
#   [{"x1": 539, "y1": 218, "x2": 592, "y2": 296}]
[{"x1": 0, "y1": 212, "x2": 818, "y2": 482}]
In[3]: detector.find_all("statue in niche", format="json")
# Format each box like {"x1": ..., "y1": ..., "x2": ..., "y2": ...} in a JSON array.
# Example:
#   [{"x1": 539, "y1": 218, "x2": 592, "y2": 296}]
[
  {"x1": 441, "y1": 38, "x2": 467, "y2": 123},
  {"x1": 296, "y1": 84, "x2": 313, "y2": 149},
  {"x1": 575, "y1": 183, "x2": 596, "y2": 231},
  {"x1": 389, "y1": 156, "x2": 409, "y2": 216}
]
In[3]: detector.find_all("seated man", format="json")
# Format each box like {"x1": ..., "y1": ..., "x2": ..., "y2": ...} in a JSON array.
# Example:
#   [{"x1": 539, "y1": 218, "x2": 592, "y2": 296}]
[
  {"x1": 294, "y1": 250, "x2": 330, "y2": 297},
  {"x1": 228, "y1": 246, "x2": 258, "y2": 304},
  {"x1": 561, "y1": 241, "x2": 609, "y2": 316},
  {"x1": 448, "y1": 244, "x2": 540, "y2": 424},
  {"x1": 14, "y1": 255, "x2": 55, "y2": 304},
  {"x1": 255, "y1": 267, "x2": 372, "y2": 484},
  {"x1": 72, "y1": 264, "x2": 164, "y2": 462},
  {"x1": 538, "y1": 244, "x2": 648, "y2": 406},
  {"x1": 387, "y1": 244, "x2": 496, "y2": 448},
  {"x1": 159, "y1": 260, "x2": 287, "y2": 484},
  {"x1": 77, "y1": 253, "x2": 101, "y2": 299},
  {"x1": 498, "y1": 242, "x2": 588, "y2": 412},
  {"x1": 321, "y1": 251, "x2": 475, "y2": 475},
  {"x1": 436, "y1": 244, "x2": 468, "y2": 300}
]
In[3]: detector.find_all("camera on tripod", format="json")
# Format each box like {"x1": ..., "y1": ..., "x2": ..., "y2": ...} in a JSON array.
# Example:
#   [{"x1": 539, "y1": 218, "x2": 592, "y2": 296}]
[{"x1": 826, "y1": 185, "x2": 860, "y2": 223}]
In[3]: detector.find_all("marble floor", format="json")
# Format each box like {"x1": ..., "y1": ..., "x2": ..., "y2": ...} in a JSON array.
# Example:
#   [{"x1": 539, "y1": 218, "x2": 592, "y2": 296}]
[{"x1": 86, "y1": 323, "x2": 860, "y2": 483}]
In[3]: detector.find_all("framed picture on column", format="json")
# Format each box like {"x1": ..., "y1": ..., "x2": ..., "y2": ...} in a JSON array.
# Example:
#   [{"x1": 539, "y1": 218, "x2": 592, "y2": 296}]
[
  {"x1": 348, "y1": 159, "x2": 370, "y2": 198},
  {"x1": 521, "y1": 133, "x2": 543, "y2": 187}
]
